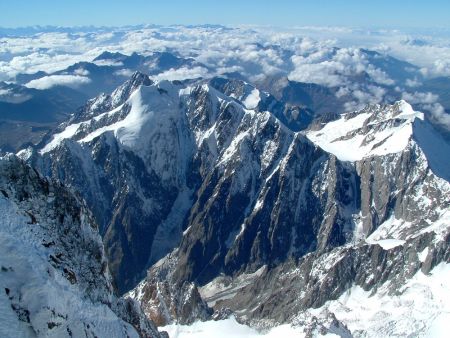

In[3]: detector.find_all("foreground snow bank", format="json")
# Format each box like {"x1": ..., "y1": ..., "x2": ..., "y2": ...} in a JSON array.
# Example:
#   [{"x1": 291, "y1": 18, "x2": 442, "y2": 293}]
[
  {"x1": 162, "y1": 316, "x2": 341, "y2": 338},
  {"x1": 164, "y1": 262, "x2": 450, "y2": 338}
]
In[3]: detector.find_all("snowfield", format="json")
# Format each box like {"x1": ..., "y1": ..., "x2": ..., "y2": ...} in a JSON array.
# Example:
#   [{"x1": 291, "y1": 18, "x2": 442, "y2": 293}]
[
  {"x1": 164, "y1": 262, "x2": 450, "y2": 338},
  {"x1": 306, "y1": 100, "x2": 424, "y2": 161},
  {"x1": 309, "y1": 262, "x2": 450, "y2": 337},
  {"x1": 163, "y1": 317, "x2": 317, "y2": 338}
]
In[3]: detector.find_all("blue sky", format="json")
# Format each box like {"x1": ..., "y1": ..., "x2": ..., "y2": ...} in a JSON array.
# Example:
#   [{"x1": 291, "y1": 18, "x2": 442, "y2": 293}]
[{"x1": 1, "y1": 0, "x2": 449, "y2": 29}]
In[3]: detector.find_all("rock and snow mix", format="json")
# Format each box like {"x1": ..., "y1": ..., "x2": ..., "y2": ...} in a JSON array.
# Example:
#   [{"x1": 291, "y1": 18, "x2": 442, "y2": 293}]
[
  {"x1": 0, "y1": 155, "x2": 162, "y2": 338},
  {"x1": 163, "y1": 262, "x2": 450, "y2": 337}
]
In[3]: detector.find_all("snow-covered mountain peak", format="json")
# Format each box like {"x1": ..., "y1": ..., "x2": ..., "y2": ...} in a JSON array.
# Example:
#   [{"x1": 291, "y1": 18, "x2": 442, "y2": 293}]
[
  {"x1": 395, "y1": 100, "x2": 424, "y2": 120},
  {"x1": 306, "y1": 100, "x2": 428, "y2": 162},
  {"x1": 40, "y1": 79, "x2": 182, "y2": 157},
  {"x1": 365, "y1": 100, "x2": 423, "y2": 124},
  {"x1": 110, "y1": 71, "x2": 153, "y2": 107}
]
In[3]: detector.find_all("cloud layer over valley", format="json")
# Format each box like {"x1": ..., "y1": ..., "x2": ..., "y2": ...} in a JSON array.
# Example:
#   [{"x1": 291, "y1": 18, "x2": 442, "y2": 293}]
[{"x1": 1, "y1": 25, "x2": 450, "y2": 128}]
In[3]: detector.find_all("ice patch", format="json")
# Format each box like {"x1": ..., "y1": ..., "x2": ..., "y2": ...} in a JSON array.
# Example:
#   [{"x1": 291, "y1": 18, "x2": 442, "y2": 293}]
[
  {"x1": 40, "y1": 122, "x2": 83, "y2": 153},
  {"x1": 419, "y1": 247, "x2": 429, "y2": 263},
  {"x1": 366, "y1": 238, "x2": 406, "y2": 249},
  {"x1": 219, "y1": 130, "x2": 249, "y2": 165},
  {"x1": 80, "y1": 86, "x2": 153, "y2": 146}
]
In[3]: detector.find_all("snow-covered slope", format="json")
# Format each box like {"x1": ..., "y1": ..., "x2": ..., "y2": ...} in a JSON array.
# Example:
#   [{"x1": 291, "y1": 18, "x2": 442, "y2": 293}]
[
  {"x1": 307, "y1": 100, "x2": 421, "y2": 161},
  {"x1": 162, "y1": 258, "x2": 450, "y2": 337},
  {"x1": 307, "y1": 262, "x2": 450, "y2": 337},
  {"x1": 0, "y1": 155, "x2": 164, "y2": 338},
  {"x1": 161, "y1": 316, "x2": 321, "y2": 338},
  {"x1": 307, "y1": 100, "x2": 450, "y2": 181},
  {"x1": 41, "y1": 80, "x2": 182, "y2": 165}
]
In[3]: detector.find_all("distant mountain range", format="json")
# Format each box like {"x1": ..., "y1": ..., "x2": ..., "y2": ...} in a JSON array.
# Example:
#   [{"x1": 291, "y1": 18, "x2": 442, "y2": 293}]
[{"x1": 2, "y1": 47, "x2": 450, "y2": 153}]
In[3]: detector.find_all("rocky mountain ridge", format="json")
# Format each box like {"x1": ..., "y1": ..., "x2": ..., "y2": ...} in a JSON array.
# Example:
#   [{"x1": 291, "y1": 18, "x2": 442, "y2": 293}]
[{"x1": 17, "y1": 72, "x2": 450, "y2": 336}]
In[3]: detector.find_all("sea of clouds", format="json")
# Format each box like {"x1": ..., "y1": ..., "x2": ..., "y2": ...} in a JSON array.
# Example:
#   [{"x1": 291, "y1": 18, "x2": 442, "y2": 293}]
[{"x1": 1, "y1": 24, "x2": 449, "y2": 127}]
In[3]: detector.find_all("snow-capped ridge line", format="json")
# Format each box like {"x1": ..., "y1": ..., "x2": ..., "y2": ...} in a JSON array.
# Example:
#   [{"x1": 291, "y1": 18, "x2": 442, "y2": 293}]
[
  {"x1": 306, "y1": 100, "x2": 447, "y2": 166},
  {"x1": 39, "y1": 78, "x2": 181, "y2": 155},
  {"x1": 38, "y1": 75, "x2": 281, "y2": 159}
]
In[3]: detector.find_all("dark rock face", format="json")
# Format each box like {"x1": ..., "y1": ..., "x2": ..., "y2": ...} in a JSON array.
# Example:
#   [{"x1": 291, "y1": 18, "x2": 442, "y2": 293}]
[
  {"x1": 140, "y1": 96, "x2": 449, "y2": 327},
  {"x1": 0, "y1": 155, "x2": 164, "y2": 337},
  {"x1": 356, "y1": 145, "x2": 443, "y2": 236},
  {"x1": 174, "y1": 137, "x2": 356, "y2": 285}
]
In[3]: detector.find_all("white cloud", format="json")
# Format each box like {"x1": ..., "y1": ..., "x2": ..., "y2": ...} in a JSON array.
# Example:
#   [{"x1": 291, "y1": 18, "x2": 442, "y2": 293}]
[
  {"x1": 343, "y1": 85, "x2": 387, "y2": 112},
  {"x1": 289, "y1": 57, "x2": 345, "y2": 87},
  {"x1": 152, "y1": 66, "x2": 209, "y2": 81},
  {"x1": 405, "y1": 78, "x2": 421, "y2": 87},
  {"x1": 0, "y1": 25, "x2": 449, "y2": 123},
  {"x1": 1, "y1": 25, "x2": 450, "y2": 82},
  {"x1": 402, "y1": 91, "x2": 450, "y2": 129},
  {"x1": 73, "y1": 68, "x2": 90, "y2": 76},
  {"x1": 401, "y1": 91, "x2": 439, "y2": 105},
  {"x1": 0, "y1": 88, "x2": 32, "y2": 103},
  {"x1": 288, "y1": 47, "x2": 394, "y2": 88},
  {"x1": 25, "y1": 75, "x2": 91, "y2": 90},
  {"x1": 0, "y1": 52, "x2": 92, "y2": 80},
  {"x1": 114, "y1": 69, "x2": 135, "y2": 77},
  {"x1": 92, "y1": 59, "x2": 124, "y2": 67},
  {"x1": 427, "y1": 103, "x2": 450, "y2": 129}
]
